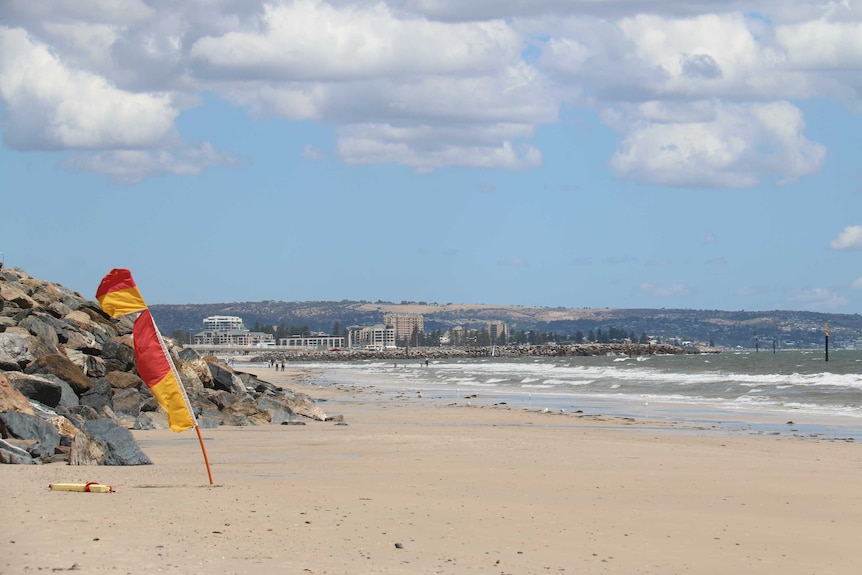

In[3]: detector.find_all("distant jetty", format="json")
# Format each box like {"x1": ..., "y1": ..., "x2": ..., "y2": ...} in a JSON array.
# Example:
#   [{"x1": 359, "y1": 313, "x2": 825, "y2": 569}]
[{"x1": 248, "y1": 342, "x2": 704, "y2": 363}]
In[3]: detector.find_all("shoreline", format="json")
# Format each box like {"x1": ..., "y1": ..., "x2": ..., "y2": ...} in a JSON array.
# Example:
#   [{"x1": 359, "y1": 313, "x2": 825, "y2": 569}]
[
  {"x1": 4, "y1": 365, "x2": 861, "y2": 575},
  {"x1": 239, "y1": 361, "x2": 862, "y2": 442}
]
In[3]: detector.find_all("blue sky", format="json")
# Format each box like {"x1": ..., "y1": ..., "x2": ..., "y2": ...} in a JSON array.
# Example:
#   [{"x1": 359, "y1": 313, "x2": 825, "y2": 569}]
[{"x1": 1, "y1": 1, "x2": 861, "y2": 312}]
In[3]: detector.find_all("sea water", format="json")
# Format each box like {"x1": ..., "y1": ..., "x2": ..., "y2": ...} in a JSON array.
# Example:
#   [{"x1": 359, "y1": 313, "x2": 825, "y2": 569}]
[{"x1": 287, "y1": 349, "x2": 862, "y2": 439}]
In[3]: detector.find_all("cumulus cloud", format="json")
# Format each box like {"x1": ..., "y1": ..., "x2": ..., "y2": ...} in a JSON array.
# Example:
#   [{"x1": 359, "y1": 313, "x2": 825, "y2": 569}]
[
  {"x1": 853, "y1": 277, "x2": 862, "y2": 290},
  {"x1": 606, "y1": 101, "x2": 825, "y2": 187},
  {"x1": 1, "y1": 1, "x2": 860, "y2": 183},
  {"x1": 829, "y1": 225, "x2": 862, "y2": 250},
  {"x1": 0, "y1": 27, "x2": 179, "y2": 150}
]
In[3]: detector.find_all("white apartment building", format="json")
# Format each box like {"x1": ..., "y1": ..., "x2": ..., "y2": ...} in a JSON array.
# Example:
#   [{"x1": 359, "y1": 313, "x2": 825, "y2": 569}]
[
  {"x1": 203, "y1": 315, "x2": 246, "y2": 332},
  {"x1": 193, "y1": 329, "x2": 274, "y2": 346},
  {"x1": 347, "y1": 324, "x2": 397, "y2": 349},
  {"x1": 279, "y1": 333, "x2": 345, "y2": 349}
]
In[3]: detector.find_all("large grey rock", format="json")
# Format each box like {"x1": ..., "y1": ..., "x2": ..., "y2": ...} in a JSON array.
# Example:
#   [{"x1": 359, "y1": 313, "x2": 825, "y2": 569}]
[
  {"x1": 19, "y1": 315, "x2": 60, "y2": 355},
  {"x1": 254, "y1": 394, "x2": 296, "y2": 425},
  {"x1": 101, "y1": 337, "x2": 136, "y2": 372},
  {"x1": 0, "y1": 438, "x2": 33, "y2": 464},
  {"x1": 177, "y1": 347, "x2": 201, "y2": 362},
  {"x1": 79, "y1": 379, "x2": 113, "y2": 413},
  {"x1": 69, "y1": 418, "x2": 152, "y2": 466},
  {"x1": 0, "y1": 410, "x2": 60, "y2": 459},
  {"x1": 0, "y1": 331, "x2": 33, "y2": 371},
  {"x1": 112, "y1": 387, "x2": 142, "y2": 418},
  {"x1": 278, "y1": 390, "x2": 328, "y2": 422},
  {"x1": 0, "y1": 372, "x2": 35, "y2": 415},
  {"x1": 222, "y1": 402, "x2": 271, "y2": 426},
  {"x1": 6, "y1": 373, "x2": 63, "y2": 407},
  {"x1": 208, "y1": 362, "x2": 247, "y2": 394},
  {"x1": 25, "y1": 353, "x2": 92, "y2": 394}
]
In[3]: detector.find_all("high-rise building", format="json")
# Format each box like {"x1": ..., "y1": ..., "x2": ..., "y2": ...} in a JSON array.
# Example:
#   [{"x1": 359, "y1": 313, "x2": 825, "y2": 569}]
[
  {"x1": 383, "y1": 313, "x2": 424, "y2": 345},
  {"x1": 488, "y1": 321, "x2": 508, "y2": 343}
]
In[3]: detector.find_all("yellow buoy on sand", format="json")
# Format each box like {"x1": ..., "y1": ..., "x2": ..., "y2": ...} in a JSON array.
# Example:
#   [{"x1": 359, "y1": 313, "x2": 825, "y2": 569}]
[{"x1": 49, "y1": 482, "x2": 114, "y2": 493}]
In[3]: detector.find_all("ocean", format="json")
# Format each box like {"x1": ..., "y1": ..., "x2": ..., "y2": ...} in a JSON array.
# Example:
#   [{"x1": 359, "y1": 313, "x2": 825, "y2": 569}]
[{"x1": 279, "y1": 349, "x2": 862, "y2": 440}]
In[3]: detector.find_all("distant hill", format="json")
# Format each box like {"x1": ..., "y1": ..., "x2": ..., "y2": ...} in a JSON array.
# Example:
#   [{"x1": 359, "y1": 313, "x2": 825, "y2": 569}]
[{"x1": 149, "y1": 301, "x2": 862, "y2": 349}]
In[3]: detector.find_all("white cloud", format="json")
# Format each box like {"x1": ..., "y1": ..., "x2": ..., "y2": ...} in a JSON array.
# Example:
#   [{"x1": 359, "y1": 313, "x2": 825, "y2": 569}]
[
  {"x1": 852, "y1": 277, "x2": 862, "y2": 290},
  {"x1": 0, "y1": 1, "x2": 859, "y2": 183},
  {"x1": 607, "y1": 101, "x2": 825, "y2": 187},
  {"x1": 64, "y1": 142, "x2": 236, "y2": 183},
  {"x1": 337, "y1": 123, "x2": 542, "y2": 171},
  {"x1": 190, "y1": 0, "x2": 520, "y2": 80},
  {"x1": 829, "y1": 225, "x2": 862, "y2": 250},
  {"x1": 0, "y1": 26, "x2": 179, "y2": 150},
  {"x1": 791, "y1": 287, "x2": 848, "y2": 311},
  {"x1": 498, "y1": 257, "x2": 528, "y2": 267}
]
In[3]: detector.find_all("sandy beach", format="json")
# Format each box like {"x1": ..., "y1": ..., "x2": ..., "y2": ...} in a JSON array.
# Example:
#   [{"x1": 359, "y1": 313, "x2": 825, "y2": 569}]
[{"x1": 3, "y1": 365, "x2": 861, "y2": 575}]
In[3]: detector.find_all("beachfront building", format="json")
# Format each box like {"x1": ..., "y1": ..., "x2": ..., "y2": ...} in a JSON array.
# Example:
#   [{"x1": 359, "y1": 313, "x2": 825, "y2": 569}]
[
  {"x1": 383, "y1": 313, "x2": 424, "y2": 345},
  {"x1": 488, "y1": 321, "x2": 508, "y2": 344},
  {"x1": 193, "y1": 315, "x2": 274, "y2": 346},
  {"x1": 346, "y1": 324, "x2": 397, "y2": 350},
  {"x1": 279, "y1": 333, "x2": 345, "y2": 349},
  {"x1": 193, "y1": 329, "x2": 275, "y2": 346},
  {"x1": 203, "y1": 315, "x2": 246, "y2": 331}
]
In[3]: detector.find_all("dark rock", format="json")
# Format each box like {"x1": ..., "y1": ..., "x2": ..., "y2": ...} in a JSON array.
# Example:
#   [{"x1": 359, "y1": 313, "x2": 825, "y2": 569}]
[
  {"x1": 19, "y1": 315, "x2": 60, "y2": 354},
  {"x1": 64, "y1": 404, "x2": 102, "y2": 423},
  {"x1": 69, "y1": 418, "x2": 152, "y2": 465},
  {"x1": 79, "y1": 379, "x2": 113, "y2": 413},
  {"x1": 103, "y1": 370, "x2": 143, "y2": 390},
  {"x1": 25, "y1": 354, "x2": 92, "y2": 395},
  {"x1": 206, "y1": 389, "x2": 243, "y2": 410},
  {"x1": 0, "y1": 438, "x2": 34, "y2": 464},
  {"x1": 177, "y1": 347, "x2": 201, "y2": 362},
  {"x1": 111, "y1": 387, "x2": 142, "y2": 418},
  {"x1": 0, "y1": 409, "x2": 60, "y2": 460},
  {"x1": 101, "y1": 337, "x2": 136, "y2": 371},
  {"x1": 6, "y1": 373, "x2": 63, "y2": 407},
  {"x1": 84, "y1": 354, "x2": 108, "y2": 378},
  {"x1": 208, "y1": 362, "x2": 247, "y2": 394},
  {"x1": 0, "y1": 372, "x2": 35, "y2": 415},
  {"x1": 254, "y1": 394, "x2": 296, "y2": 425}
]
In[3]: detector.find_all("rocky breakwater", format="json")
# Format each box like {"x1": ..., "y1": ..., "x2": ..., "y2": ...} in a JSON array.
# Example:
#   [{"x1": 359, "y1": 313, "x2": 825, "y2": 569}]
[
  {"x1": 1, "y1": 267, "x2": 328, "y2": 466},
  {"x1": 256, "y1": 341, "x2": 691, "y2": 363}
]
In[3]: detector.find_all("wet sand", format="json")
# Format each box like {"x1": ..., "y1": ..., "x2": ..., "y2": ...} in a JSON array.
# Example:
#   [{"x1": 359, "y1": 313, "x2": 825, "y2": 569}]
[{"x1": 3, "y1": 365, "x2": 861, "y2": 575}]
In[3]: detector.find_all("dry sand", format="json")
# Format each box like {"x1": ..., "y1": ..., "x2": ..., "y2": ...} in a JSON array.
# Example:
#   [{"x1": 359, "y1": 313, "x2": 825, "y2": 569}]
[{"x1": 3, "y1": 365, "x2": 861, "y2": 575}]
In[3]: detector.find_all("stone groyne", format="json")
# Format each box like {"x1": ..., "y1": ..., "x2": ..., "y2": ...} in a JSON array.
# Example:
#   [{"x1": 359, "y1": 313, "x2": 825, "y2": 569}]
[{"x1": 252, "y1": 342, "x2": 700, "y2": 363}]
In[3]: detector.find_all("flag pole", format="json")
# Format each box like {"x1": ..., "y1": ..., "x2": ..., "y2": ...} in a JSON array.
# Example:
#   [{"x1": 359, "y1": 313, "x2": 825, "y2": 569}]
[{"x1": 149, "y1": 313, "x2": 214, "y2": 485}]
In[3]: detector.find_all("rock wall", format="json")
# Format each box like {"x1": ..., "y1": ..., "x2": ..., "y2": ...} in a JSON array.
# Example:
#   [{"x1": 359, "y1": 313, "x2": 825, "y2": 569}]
[
  {"x1": 253, "y1": 342, "x2": 690, "y2": 363},
  {"x1": 1, "y1": 267, "x2": 326, "y2": 466}
]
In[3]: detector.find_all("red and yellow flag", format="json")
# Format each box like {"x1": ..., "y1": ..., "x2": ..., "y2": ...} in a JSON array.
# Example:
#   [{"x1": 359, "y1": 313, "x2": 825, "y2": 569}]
[
  {"x1": 133, "y1": 309, "x2": 195, "y2": 432},
  {"x1": 96, "y1": 269, "x2": 147, "y2": 318},
  {"x1": 96, "y1": 269, "x2": 195, "y2": 433}
]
